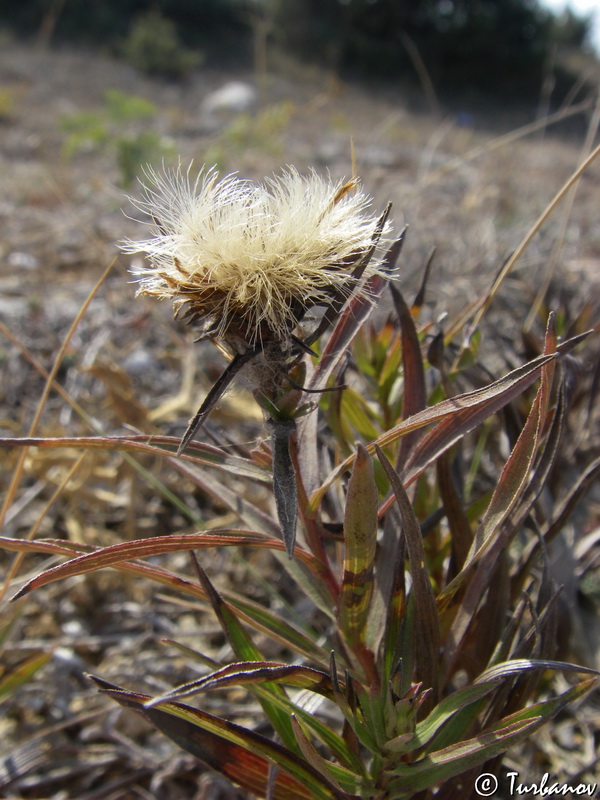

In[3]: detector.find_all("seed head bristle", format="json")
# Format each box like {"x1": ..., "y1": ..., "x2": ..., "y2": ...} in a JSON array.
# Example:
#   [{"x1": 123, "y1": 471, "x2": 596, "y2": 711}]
[{"x1": 121, "y1": 164, "x2": 393, "y2": 347}]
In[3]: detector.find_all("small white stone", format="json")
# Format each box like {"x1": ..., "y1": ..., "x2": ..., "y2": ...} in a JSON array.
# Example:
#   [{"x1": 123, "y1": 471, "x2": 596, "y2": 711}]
[
  {"x1": 202, "y1": 81, "x2": 258, "y2": 117},
  {"x1": 7, "y1": 251, "x2": 40, "y2": 270}
]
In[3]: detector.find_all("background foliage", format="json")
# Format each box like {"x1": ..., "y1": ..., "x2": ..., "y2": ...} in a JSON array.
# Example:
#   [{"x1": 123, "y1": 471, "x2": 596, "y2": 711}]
[{"x1": 1, "y1": 0, "x2": 595, "y2": 99}]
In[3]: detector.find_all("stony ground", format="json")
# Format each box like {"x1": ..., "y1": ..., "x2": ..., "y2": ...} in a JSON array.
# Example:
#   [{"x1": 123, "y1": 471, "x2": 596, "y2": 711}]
[{"x1": 0, "y1": 37, "x2": 599, "y2": 800}]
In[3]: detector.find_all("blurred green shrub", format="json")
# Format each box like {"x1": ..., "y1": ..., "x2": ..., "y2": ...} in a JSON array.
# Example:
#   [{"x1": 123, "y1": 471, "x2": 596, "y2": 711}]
[
  {"x1": 122, "y1": 9, "x2": 203, "y2": 79},
  {"x1": 61, "y1": 88, "x2": 174, "y2": 186},
  {"x1": 0, "y1": 87, "x2": 18, "y2": 121}
]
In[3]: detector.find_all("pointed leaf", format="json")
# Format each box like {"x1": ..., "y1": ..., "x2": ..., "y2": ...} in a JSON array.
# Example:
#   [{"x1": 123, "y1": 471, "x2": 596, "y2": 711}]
[
  {"x1": 440, "y1": 318, "x2": 559, "y2": 664},
  {"x1": 310, "y1": 351, "x2": 558, "y2": 513},
  {"x1": 436, "y1": 452, "x2": 472, "y2": 574},
  {"x1": 252, "y1": 678, "x2": 368, "y2": 776},
  {"x1": 0, "y1": 435, "x2": 268, "y2": 482},
  {"x1": 172, "y1": 457, "x2": 280, "y2": 535},
  {"x1": 191, "y1": 559, "x2": 298, "y2": 752},
  {"x1": 475, "y1": 658, "x2": 600, "y2": 684},
  {"x1": 268, "y1": 418, "x2": 298, "y2": 556},
  {"x1": 340, "y1": 391, "x2": 381, "y2": 441},
  {"x1": 307, "y1": 270, "x2": 390, "y2": 395},
  {"x1": 537, "y1": 455, "x2": 600, "y2": 549},
  {"x1": 375, "y1": 445, "x2": 440, "y2": 704},
  {"x1": 0, "y1": 651, "x2": 53, "y2": 701},
  {"x1": 338, "y1": 444, "x2": 378, "y2": 650},
  {"x1": 469, "y1": 315, "x2": 556, "y2": 560},
  {"x1": 389, "y1": 282, "x2": 427, "y2": 462},
  {"x1": 412, "y1": 249, "x2": 435, "y2": 311},
  {"x1": 177, "y1": 348, "x2": 260, "y2": 455},
  {"x1": 148, "y1": 661, "x2": 337, "y2": 705},
  {"x1": 303, "y1": 206, "x2": 394, "y2": 349},
  {"x1": 291, "y1": 715, "x2": 347, "y2": 795},
  {"x1": 91, "y1": 677, "x2": 342, "y2": 800},
  {"x1": 414, "y1": 682, "x2": 499, "y2": 748},
  {"x1": 289, "y1": 716, "x2": 373, "y2": 796},
  {"x1": 9, "y1": 532, "x2": 320, "y2": 601},
  {"x1": 1, "y1": 536, "x2": 328, "y2": 665}
]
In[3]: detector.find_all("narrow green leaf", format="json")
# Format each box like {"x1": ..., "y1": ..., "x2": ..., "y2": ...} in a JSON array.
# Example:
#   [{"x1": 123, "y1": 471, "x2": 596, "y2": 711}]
[
  {"x1": 228, "y1": 586, "x2": 331, "y2": 664},
  {"x1": 414, "y1": 681, "x2": 498, "y2": 748},
  {"x1": 0, "y1": 651, "x2": 53, "y2": 701},
  {"x1": 191, "y1": 559, "x2": 298, "y2": 753},
  {"x1": 475, "y1": 658, "x2": 600, "y2": 684},
  {"x1": 251, "y1": 681, "x2": 368, "y2": 775},
  {"x1": 381, "y1": 539, "x2": 406, "y2": 687},
  {"x1": 388, "y1": 718, "x2": 539, "y2": 795},
  {"x1": 289, "y1": 714, "x2": 373, "y2": 796},
  {"x1": 290, "y1": 715, "x2": 347, "y2": 795},
  {"x1": 341, "y1": 391, "x2": 381, "y2": 441},
  {"x1": 328, "y1": 655, "x2": 380, "y2": 755},
  {"x1": 338, "y1": 444, "x2": 378, "y2": 650},
  {"x1": 386, "y1": 677, "x2": 597, "y2": 796},
  {"x1": 377, "y1": 329, "x2": 403, "y2": 402},
  {"x1": 160, "y1": 638, "x2": 220, "y2": 669}
]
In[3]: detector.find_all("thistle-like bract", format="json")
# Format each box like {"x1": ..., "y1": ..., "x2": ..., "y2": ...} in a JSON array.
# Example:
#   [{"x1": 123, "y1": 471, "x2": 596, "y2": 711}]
[{"x1": 121, "y1": 165, "x2": 392, "y2": 349}]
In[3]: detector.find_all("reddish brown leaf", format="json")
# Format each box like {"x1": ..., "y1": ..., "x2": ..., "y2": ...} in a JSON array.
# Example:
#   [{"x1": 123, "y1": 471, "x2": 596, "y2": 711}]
[
  {"x1": 310, "y1": 350, "x2": 558, "y2": 514},
  {"x1": 375, "y1": 445, "x2": 440, "y2": 705},
  {"x1": 441, "y1": 317, "x2": 559, "y2": 670},
  {"x1": 151, "y1": 661, "x2": 337, "y2": 705},
  {"x1": 436, "y1": 452, "x2": 473, "y2": 576},
  {"x1": 391, "y1": 282, "x2": 427, "y2": 420},
  {"x1": 390, "y1": 282, "x2": 427, "y2": 465},
  {"x1": 90, "y1": 677, "x2": 343, "y2": 800},
  {"x1": 1, "y1": 536, "x2": 327, "y2": 664},
  {"x1": 9, "y1": 532, "x2": 319, "y2": 601}
]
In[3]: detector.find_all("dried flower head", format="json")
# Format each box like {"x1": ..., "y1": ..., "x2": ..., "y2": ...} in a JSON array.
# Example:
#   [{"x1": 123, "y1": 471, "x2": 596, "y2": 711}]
[
  {"x1": 121, "y1": 165, "x2": 392, "y2": 350},
  {"x1": 121, "y1": 165, "x2": 396, "y2": 549}
]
